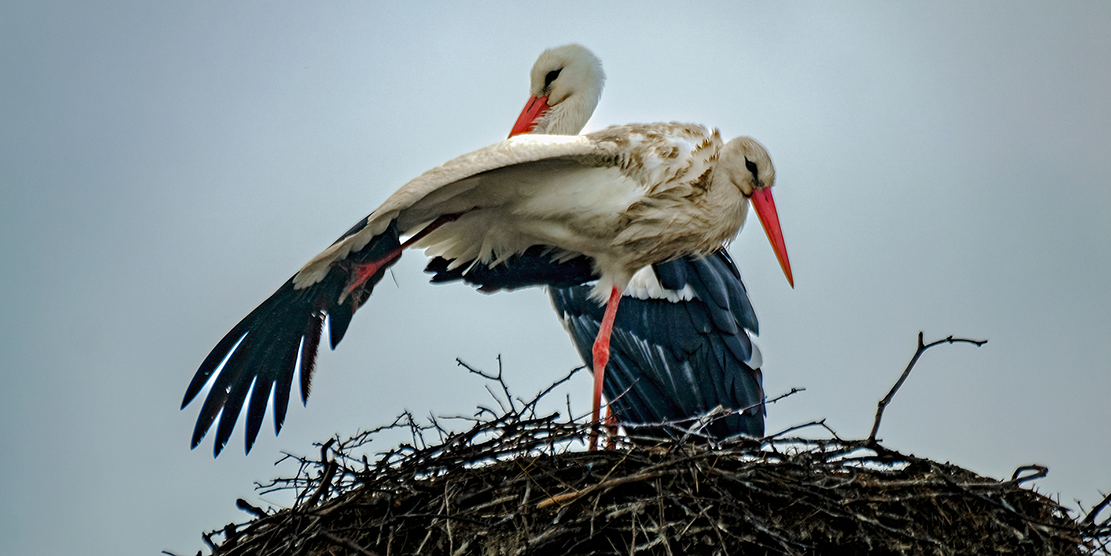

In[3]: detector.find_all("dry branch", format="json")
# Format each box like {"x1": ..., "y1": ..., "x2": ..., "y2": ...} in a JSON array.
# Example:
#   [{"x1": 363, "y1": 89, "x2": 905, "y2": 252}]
[{"x1": 868, "y1": 332, "x2": 988, "y2": 443}]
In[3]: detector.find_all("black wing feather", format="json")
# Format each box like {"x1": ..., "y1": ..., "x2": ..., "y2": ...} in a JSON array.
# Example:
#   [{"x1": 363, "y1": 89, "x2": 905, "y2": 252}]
[
  {"x1": 424, "y1": 245, "x2": 596, "y2": 291},
  {"x1": 184, "y1": 221, "x2": 401, "y2": 456}
]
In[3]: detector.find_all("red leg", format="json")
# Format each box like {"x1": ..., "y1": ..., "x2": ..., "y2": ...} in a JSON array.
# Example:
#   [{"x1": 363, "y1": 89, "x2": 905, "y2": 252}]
[
  {"x1": 589, "y1": 286, "x2": 621, "y2": 450},
  {"x1": 345, "y1": 213, "x2": 461, "y2": 296},
  {"x1": 604, "y1": 406, "x2": 618, "y2": 450},
  {"x1": 345, "y1": 253, "x2": 402, "y2": 297}
]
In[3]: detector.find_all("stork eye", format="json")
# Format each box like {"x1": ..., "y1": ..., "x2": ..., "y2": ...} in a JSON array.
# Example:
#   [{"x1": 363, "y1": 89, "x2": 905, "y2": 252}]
[
  {"x1": 544, "y1": 69, "x2": 562, "y2": 88},
  {"x1": 744, "y1": 158, "x2": 760, "y2": 181}
]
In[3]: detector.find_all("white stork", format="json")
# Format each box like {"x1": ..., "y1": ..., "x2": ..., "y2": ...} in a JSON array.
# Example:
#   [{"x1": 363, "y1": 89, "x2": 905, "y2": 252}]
[
  {"x1": 430, "y1": 44, "x2": 793, "y2": 440},
  {"x1": 183, "y1": 119, "x2": 779, "y2": 455}
]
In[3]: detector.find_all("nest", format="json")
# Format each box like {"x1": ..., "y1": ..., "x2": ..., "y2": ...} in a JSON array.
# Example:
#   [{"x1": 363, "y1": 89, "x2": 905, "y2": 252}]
[{"x1": 192, "y1": 363, "x2": 1109, "y2": 556}]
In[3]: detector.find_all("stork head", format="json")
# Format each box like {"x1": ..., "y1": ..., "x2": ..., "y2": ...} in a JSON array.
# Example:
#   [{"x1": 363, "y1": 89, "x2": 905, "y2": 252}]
[
  {"x1": 719, "y1": 137, "x2": 776, "y2": 197},
  {"x1": 510, "y1": 44, "x2": 605, "y2": 137},
  {"x1": 719, "y1": 136, "x2": 793, "y2": 287}
]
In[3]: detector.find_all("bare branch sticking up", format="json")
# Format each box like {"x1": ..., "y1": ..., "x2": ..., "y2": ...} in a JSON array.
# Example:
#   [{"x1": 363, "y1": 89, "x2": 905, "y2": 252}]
[
  {"x1": 1084, "y1": 491, "x2": 1111, "y2": 526},
  {"x1": 868, "y1": 332, "x2": 988, "y2": 443}
]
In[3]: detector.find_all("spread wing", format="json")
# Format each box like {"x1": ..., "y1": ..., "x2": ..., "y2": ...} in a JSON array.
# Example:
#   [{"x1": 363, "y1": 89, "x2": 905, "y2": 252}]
[{"x1": 183, "y1": 132, "x2": 630, "y2": 456}]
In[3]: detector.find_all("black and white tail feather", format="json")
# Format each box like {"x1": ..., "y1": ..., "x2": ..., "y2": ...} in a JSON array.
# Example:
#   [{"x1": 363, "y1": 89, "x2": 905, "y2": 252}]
[{"x1": 428, "y1": 247, "x2": 766, "y2": 439}]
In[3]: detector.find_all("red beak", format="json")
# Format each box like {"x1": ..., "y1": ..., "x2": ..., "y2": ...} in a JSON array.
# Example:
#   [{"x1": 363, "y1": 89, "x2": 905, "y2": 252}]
[
  {"x1": 750, "y1": 188, "x2": 794, "y2": 287},
  {"x1": 509, "y1": 95, "x2": 550, "y2": 137}
]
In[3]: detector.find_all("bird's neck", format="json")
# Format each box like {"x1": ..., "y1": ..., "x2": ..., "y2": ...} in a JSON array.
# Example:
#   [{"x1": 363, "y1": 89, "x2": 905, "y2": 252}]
[{"x1": 537, "y1": 94, "x2": 598, "y2": 135}]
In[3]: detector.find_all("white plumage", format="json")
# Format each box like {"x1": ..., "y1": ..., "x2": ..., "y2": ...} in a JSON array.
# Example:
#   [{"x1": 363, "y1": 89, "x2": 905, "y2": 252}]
[{"x1": 296, "y1": 123, "x2": 771, "y2": 302}]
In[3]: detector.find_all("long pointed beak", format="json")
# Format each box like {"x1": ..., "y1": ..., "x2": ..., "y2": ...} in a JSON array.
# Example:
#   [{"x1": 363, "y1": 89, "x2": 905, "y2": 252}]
[
  {"x1": 509, "y1": 95, "x2": 550, "y2": 137},
  {"x1": 750, "y1": 188, "x2": 794, "y2": 287}
]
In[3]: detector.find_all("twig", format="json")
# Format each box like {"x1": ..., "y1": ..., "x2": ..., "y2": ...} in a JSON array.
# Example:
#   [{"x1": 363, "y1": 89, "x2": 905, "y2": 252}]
[
  {"x1": 1083, "y1": 490, "x2": 1111, "y2": 526},
  {"x1": 538, "y1": 470, "x2": 671, "y2": 509},
  {"x1": 1008, "y1": 464, "x2": 1048, "y2": 486},
  {"x1": 767, "y1": 419, "x2": 828, "y2": 440},
  {"x1": 520, "y1": 365, "x2": 585, "y2": 416},
  {"x1": 201, "y1": 530, "x2": 216, "y2": 553},
  {"x1": 304, "y1": 460, "x2": 338, "y2": 507},
  {"x1": 868, "y1": 332, "x2": 987, "y2": 443},
  {"x1": 321, "y1": 531, "x2": 380, "y2": 556},
  {"x1": 457, "y1": 356, "x2": 517, "y2": 413},
  {"x1": 766, "y1": 387, "x2": 805, "y2": 405},
  {"x1": 235, "y1": 498, "x2": 268, "y2": 518}
]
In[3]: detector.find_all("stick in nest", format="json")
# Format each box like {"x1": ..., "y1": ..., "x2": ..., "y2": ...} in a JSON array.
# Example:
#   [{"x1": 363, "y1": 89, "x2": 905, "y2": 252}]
[{"x1": 868, "y1": 331, "x2": 987, "y2": 444}]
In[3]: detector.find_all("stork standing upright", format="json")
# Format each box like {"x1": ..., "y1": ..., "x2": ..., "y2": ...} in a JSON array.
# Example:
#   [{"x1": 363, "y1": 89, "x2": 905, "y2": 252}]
[
  {"x1": 431, "y1": 45, "x2": 793, "y2": 439},
  {"x1": 183, "y1": 118, "x2": 780, "y2": 456}
]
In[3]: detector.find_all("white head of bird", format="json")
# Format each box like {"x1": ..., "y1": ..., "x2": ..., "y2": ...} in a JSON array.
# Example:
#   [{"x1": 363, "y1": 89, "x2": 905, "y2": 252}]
[
  {"x1": 512, "y1": 44, "x2": 605, "y2": 136},
  {"x1": 718, "y1": 136, "x2": 776, "y2": 198}
]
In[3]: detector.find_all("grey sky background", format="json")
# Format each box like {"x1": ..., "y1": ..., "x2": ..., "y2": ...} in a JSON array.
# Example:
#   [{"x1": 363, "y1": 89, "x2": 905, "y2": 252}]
[{"x1": 2, "y1": 2, "x2": 1108, "y2": 554}]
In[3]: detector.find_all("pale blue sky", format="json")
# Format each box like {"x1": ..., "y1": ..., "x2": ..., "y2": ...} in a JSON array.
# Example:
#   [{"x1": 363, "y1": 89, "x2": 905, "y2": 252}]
[{"x1": 2, "y1": 2, "x2": 1108, "y2": 554}]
